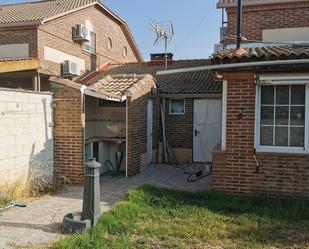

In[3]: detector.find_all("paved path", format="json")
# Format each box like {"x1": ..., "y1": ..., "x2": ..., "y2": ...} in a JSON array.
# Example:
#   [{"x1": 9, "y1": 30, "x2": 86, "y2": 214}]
[{"x1": 0, "y1": 164, "x2": 211, "y2": 249}]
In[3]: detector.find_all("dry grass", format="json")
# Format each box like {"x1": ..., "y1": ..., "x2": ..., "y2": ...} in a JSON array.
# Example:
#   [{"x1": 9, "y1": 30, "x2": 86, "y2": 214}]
[{"x1": 0, "y1": 170, "x2": 69, "y2": 208}]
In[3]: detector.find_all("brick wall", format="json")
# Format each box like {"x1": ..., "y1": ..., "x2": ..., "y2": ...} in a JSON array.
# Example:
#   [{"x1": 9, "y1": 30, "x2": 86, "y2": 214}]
[
  {"x1": 0, "y1": 88, "x2": 53, "y2": 187},
  {"x1": 165, "y1": 98, "x2": 193, "y2": 149},
  {"x1": 127, "y1": 83, "x2": 155, "y2": 176},
  {"x1": 0, "y1": 28, "x2": 38, "y2": 58},
  {"x1": 52, "y1": 83, "x2": 84, "y2": 184},
  {"x1": 38, "y1": 6, "x2": 139, "y2": 76},
  {"x1": 225, "y1": 1, "x2": 309, "y2": 43},
  {"x1": 212, "y1": 72, "x2": 309, "y2": 198},
  {"x1": 164, "y1": 98, "x2": 193, "y2": 163}
]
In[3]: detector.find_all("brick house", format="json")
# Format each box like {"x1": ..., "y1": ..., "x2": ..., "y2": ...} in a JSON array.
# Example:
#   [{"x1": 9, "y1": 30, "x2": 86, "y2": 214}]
[{"x1": 0, "y1": 0, "x2": 142, "y2": 91}]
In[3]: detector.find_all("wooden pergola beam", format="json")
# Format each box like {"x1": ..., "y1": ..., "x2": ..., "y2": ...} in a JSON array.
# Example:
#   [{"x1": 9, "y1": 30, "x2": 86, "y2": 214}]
[{"x1": 0, "y1": 59, "x2": 39, "y2": 73}]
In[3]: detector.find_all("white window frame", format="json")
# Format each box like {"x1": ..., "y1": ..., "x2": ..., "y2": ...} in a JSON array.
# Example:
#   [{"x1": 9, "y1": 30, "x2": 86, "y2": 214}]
[
  {"x1": 169, "y1": 99, "x2": 185, "y2": 115},
  {"x1": 255, "y1": 77, "x2": 309, "y2": 154},
  {"x1": 83, "y1": 31, "x2": 96, "y2": 54}
]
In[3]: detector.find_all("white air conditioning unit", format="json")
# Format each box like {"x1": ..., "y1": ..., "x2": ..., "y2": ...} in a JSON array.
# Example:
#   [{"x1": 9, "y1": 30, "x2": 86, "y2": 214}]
[
  {"x1": 62, "y1": 60, "x2": 80, "y2": 76},
  {"x1": 73, "y1": 24, "x2": 90, "y2": 41}
]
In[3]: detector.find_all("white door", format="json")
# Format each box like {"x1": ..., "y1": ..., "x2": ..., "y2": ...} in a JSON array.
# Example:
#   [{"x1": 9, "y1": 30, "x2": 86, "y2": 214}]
[
  {"x1": 147, "y1": 98, "x2": 153, "y2": 165},
  {"x1": 193, "y1": 99, "x2": 222, "y2": 162}
]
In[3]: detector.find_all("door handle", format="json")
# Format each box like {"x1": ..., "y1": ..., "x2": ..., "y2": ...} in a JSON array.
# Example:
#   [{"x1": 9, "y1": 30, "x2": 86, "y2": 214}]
[{"x1": 195, "y1": 129, "x2": 200, "y2": 137}]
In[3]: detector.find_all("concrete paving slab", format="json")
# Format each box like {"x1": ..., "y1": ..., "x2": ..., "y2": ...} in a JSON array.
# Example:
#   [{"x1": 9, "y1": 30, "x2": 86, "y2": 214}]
[{"x1": 0, "y1": 164, "x2": 211, "y2": 249}]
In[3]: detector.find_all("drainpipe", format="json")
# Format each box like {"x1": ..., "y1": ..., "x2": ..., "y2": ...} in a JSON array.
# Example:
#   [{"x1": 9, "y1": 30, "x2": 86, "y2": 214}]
[
  {"x1": 236, "y1": 0, "x2": 242, "y2": 49},
  {"x1": 125, "y1": 97, "x2": 128, "y2": 179},
  {"x1": 80, "y1": 86, "x2": 86, "y2": 166}
]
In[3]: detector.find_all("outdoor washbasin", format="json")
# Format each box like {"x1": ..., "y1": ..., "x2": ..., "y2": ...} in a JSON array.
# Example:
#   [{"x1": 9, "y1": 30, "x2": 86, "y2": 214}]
[{"x1": 86, "y1": 137, "x2": 126, "y2": 144}]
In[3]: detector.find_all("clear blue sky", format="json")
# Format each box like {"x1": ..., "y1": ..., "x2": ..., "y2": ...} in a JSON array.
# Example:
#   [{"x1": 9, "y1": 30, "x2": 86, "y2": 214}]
[{"x1": 2, "y1": 0, "x2": 222, "y2": 61}]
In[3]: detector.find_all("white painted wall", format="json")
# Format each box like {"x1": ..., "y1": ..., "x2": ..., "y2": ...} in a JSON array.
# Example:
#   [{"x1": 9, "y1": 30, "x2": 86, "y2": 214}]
[
  {"x1": 0, "y1": 44, "x2": 29, "y2": 59},
  {"x1": 263, "y1": 27, "x2": 309, "y2": 42},
  {"x1": 85, "y1": 96, "x2": 126, "y2": 139},
  {"x1": 44, "y1": 46, "x2": 85, "y2": 72},
  {"x1": 0, "y1": 88, "x2": 53, "y2": 187}
]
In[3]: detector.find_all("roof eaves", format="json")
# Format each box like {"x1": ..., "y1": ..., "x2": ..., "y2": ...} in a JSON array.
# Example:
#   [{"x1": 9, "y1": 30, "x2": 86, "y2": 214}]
[
  {"x1": 0, "y1": 19, "x2": 44, "y2": 28},
  {"x1": 119, "y1": 22, "x2": 144, "y2": 62},
  {"x1": 96, "y1": 2, "x2": 143, "y2": 62}
]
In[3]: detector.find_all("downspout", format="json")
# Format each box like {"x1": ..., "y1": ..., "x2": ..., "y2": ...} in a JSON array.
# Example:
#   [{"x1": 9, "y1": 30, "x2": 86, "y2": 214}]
[
  {"x1": 80, "y1": 85, "x2": 86, "y2": 166},
  {"x1": 125, "y1": 97, "x2": 128, "y2": 179},
  {"x1": 236, "y1": 0, "x2": 242, "y2": 49}
]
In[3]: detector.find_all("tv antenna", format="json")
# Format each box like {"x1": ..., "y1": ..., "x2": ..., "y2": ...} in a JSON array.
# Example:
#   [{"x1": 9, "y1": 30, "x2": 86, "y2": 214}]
[{"x1": 150, "y1": 19, "x2": 175, "y2": 69}]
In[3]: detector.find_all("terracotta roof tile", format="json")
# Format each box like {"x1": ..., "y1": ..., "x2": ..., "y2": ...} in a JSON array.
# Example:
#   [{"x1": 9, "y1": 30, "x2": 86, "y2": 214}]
[
  {"x1": 86, "y1": 74, "x2": 155, "y2": 100},
  {"x1": 84, "y1": 60, "x2": 222, "y2": 95},
  {"x1": 212, "y1": 45, "x2": 309, "y2": 64},
  {"x1": 0, "y1": 0, "x2": 97, "y2": 24}
]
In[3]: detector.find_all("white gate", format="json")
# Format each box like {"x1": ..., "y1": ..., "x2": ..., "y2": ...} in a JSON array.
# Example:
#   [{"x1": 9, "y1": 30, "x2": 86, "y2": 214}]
[{"x1": 193, "y1": 99, "x2": 222, "y2": 162}]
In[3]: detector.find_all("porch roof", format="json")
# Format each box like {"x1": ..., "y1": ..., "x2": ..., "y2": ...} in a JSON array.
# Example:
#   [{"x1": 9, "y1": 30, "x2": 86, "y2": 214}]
[{"x1": 50, "y1": 74, "x2": 156, "y2": 102}]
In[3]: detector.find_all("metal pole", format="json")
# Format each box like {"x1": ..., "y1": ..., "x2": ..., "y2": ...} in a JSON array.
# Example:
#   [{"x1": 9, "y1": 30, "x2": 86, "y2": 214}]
[
  {"x1": 81, "y1": 158, "x2": 101, "y2": 226},
  {"x1": 165, "y1": 36, "x2": 168, "y2": 70},
  {"x1": 236, "y1": 0, "x2": 242, "y2": 49}
]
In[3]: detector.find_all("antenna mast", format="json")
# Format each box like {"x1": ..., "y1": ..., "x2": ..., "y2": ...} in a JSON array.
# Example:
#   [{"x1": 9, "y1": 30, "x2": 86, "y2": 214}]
[{"x1": 150, "y1": 20, "x2": 174, "y2": 69}]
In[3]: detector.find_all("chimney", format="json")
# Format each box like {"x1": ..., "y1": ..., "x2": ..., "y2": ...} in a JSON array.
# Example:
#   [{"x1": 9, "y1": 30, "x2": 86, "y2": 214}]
[{"x1": 150, "y1": 53, "x2": 174, "y2": 61}]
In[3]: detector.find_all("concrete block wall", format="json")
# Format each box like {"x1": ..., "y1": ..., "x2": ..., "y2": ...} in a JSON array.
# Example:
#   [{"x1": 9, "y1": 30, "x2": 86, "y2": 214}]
[{"x1": 0, "y1": 88, "x2": 53, "y2": 187}]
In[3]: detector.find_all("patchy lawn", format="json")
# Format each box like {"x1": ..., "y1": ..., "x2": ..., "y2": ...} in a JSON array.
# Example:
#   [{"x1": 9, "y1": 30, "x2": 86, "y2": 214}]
[
  {"x1": 53, "y1": 185, "x2": 309, "y2": 249},
  {"x1": 0, "y1": 196, "x2": 9, "y2": 208}
]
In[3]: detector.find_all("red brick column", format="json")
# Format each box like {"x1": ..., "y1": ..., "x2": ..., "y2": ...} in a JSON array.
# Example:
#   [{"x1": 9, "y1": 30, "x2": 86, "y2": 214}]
[{"x1": 52, "y1": 83, "x2": 84, "y2": 184}]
